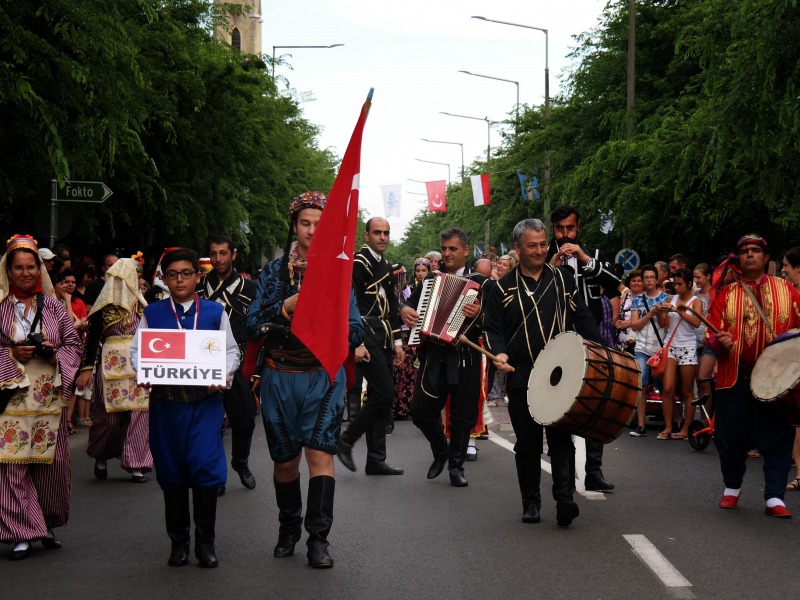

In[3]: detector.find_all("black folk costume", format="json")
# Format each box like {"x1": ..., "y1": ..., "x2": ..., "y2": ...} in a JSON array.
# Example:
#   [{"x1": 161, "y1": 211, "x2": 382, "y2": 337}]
[
  {"x1": 405, "y1": 266, "x2": 487, "y2": 487},
  {"x1": 546, "y1": 238, "x2": 621, "y2": 492},
  {"x1": 483, "y1": 264, "x2": 602, "y2": 526},
  {"x1": 338, "y1": 245, "x2": 404, "y2": 475},
  {"x1": 200, "y1": 268, "x2": 258, "y2": 491}
]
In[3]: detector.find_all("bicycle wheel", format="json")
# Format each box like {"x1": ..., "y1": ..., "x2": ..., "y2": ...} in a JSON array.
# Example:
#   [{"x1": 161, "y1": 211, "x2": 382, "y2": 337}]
[{"x1": 688, "y1": 419, "x2": 711, "y2": 451}]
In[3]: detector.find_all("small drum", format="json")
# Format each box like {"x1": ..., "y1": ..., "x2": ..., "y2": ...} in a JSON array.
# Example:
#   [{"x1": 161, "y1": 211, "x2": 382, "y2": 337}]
[
  {"x1": 751, "y1": 329, "x2": 800, "y2": 425},
  {"x1": 528, "y1": 332, "x2": 641, "y2": 443}
]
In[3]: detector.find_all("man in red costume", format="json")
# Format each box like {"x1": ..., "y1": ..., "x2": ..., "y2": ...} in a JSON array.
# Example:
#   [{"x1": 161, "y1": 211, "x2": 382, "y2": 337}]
[{"x1": 708, "y1": 234, "x2": 800, "y2": 517}]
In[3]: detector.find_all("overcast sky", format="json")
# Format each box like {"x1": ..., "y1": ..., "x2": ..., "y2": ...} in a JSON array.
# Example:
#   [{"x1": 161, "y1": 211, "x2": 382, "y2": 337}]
[{"x1": 264, "y1": 0, "x2": 607, "y2": 239}]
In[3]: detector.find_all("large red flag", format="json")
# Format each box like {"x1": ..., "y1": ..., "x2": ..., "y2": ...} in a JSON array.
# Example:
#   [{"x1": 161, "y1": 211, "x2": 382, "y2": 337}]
[
  {"x1": 426, "y1": 180, "x2": 447, "y2": 212},
  {"x1": 292, "y1": 89, "x2": 373, "y2": 383}
]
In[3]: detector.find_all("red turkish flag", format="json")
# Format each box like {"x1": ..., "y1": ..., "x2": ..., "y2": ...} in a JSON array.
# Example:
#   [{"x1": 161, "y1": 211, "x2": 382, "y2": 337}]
[
  {"x1": 140, "y1": 330, "x2": 186, "y2": 360},
  {"x1": 426, "y1": 180, "x2": 447, "y2": 212},
  {"x1": 292, "y1": 90, "x2": 373, "y2": 383}
]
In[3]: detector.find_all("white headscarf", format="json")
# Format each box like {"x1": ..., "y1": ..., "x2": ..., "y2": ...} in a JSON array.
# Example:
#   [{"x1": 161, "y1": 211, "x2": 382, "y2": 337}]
[{"x1": 87, "y1": 258, "x2": 147, "y2": 317}]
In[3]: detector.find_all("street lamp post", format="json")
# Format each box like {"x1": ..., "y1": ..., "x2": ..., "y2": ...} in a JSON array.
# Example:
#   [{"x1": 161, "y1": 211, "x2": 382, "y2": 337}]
[
  {"x1": 458, "y1": 70, "x2": 520, "y2": 137},
  {"x1": 439, "y1": 112, "x2": 498, "y2": 167},
  {"x1": 271, "y1": 44, "x2": 344, "y2": 82},
  {"x1": 472, "y1": 16, "x2": 551, "y2": 228},
  {"x1": 421, "y1": 139, "x2": 464, "y2": 181},
  {"x1": 415, "y1": 158, "x2": 451, "y2": 185}
]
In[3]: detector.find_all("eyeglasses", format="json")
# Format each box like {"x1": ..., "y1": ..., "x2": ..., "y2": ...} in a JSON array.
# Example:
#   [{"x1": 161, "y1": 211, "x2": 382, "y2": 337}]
[{"x1": 164, "y1": 269, "x2": 197, "y2": 281}]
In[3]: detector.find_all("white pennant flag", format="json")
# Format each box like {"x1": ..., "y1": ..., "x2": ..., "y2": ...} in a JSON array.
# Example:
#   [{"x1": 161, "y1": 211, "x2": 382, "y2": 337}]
[{"x1": 381, "y1": 184, "x2": 402, "y2": 217}]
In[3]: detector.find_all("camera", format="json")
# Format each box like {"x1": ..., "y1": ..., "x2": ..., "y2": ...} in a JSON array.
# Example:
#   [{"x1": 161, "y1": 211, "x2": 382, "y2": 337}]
[{"x1": 23, "y1": 333, "x2": 54, "y2": 361}]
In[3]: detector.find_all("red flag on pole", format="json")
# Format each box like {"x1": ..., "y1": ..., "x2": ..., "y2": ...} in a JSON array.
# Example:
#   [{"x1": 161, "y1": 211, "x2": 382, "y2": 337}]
[
  {"x1": 292, "y1": 89, "x2": 373, "y2": 383},
  {"x1": 426, "y1": 180, "x2": 447, "y2": 213}
]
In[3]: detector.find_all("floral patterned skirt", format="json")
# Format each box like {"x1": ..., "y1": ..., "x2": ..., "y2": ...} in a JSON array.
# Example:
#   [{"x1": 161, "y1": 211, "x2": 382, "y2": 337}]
[{"x1": 392, "y1": 330, "x2": 417, "y2": 418}]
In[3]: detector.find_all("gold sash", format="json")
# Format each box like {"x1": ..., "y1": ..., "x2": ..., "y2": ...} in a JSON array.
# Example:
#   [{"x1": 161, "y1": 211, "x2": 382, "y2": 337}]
[
  {"x1": 101, "y1": 335, "x2": 149, "y2": 412},
  {"x1": 0, "y1": 356, "x2": 63, "y2": 464}
]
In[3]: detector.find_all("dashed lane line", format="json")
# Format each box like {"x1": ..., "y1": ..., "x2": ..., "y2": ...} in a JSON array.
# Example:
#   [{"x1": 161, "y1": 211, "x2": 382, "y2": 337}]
[{"x1": 624, "y1": 534, "x2": 695, "y2": 599}]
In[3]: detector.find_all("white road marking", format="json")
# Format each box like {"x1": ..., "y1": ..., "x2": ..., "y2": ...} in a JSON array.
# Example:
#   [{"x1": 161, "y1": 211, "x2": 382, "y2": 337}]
[
  {"x1": 624, "y1": 534, "x2": 694, "y2": 598},
  {"x1": 487, "y1": 431, "x2": 605, "y2": 500}
]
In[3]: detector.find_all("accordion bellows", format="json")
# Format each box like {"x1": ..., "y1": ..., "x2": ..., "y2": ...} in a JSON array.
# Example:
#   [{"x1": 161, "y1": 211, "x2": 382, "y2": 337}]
[{"x1": 408, "y1": 273, "x2": 481, "y2": 347}]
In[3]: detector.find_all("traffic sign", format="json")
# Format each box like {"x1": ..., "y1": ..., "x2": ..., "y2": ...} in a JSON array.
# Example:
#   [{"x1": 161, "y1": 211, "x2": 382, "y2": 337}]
[
  {"x1": 52, "y1": 180, "x2": 113, "y2": 203},
  {"x1": 615, "y1": 248, "x2": 640, "y2": 272}
]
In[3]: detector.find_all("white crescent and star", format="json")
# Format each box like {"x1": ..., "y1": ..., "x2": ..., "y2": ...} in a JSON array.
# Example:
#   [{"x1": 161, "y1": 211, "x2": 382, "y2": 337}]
[{"x1": 147, "y1": 337, "x2": 172, "y2": 353}]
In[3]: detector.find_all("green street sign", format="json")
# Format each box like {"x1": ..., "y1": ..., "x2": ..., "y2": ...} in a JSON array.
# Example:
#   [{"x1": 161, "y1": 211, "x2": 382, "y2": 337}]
[{"x1": 52, "y1": 180, "x2": 113, "y2": 203}]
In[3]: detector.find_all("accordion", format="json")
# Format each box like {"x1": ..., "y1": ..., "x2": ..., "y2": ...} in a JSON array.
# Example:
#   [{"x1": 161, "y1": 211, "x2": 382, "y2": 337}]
[{"x1": 408, "y1": 273, "x2": 481, "y2": 347}]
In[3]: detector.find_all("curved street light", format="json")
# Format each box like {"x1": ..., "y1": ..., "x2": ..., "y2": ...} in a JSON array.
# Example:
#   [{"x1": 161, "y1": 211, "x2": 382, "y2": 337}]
[
  {"x1": 415, "y1": 158, "x2": 451, "y2": 185},
  {"x1": 458, "y1": 70, "x2": 520, "y2": 136},
  {"x1": 422, "y1": 139, "x2": 465, "y2": 181},
  {"x1": 272, "y1": 44, "x2": 345, "y2": 81},
  {"x1": 439, "y1": 112, "x2": 499, "y2": 166}
]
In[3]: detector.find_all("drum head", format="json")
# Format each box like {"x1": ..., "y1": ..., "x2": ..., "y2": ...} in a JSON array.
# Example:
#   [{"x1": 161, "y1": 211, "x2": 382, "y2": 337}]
[
  {"x1": 528, "y1": 331, "x2": 586, "y2": 425},
  {"x1": 751, "y1": 329, "x2": 800, "y2": 401}
]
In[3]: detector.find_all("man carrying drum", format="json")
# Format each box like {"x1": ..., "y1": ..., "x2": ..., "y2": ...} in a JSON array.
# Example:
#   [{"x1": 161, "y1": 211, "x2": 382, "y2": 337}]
[
  {"x1": 483, "y1": 219, "x2": 603, "y2": 527},
  {"x1": 709, "y1": 234, "x2": 800, "y2": 517}
]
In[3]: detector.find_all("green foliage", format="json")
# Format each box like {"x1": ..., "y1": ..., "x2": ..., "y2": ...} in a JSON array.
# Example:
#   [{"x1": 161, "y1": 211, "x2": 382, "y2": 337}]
[{"x1": 0, "y1": 0, "x2": 337, "y2": 273}]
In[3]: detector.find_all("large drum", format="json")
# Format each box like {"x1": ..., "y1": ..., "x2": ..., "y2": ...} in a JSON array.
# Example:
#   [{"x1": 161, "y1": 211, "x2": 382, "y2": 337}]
[
  {"x1": 528, "y1": 332, "x2": 641, "y2": 443},
  {"x1": 751, "y1": 329, "x2": 800, "y2": 425}
]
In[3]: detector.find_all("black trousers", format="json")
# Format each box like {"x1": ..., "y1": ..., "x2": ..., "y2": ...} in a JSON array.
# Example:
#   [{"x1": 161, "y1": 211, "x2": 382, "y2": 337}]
[
  {"x1": 507, "y1": 387, "x2": 575, "y2": 502},
  {"x1": 714, "y1": 378, "x2": 794, "y2": 500},
  {"x1": 410, "y1": 353, "x2": 480, "y2": 447},
  {"x1": 222, "y1": 369, "x2": 257, "y2": 462},
  {"x1": 355, "y1": 345, "x2": 395, "y2": 418}
]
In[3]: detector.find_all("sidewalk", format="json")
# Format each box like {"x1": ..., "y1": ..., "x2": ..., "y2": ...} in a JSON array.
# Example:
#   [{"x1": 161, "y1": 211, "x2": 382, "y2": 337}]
[{"x1": 486, "y1": 400, "x2": 514, "y2": 432}]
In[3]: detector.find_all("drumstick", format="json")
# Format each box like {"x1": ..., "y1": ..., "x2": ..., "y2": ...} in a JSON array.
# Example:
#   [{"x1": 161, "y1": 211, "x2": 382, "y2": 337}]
[
  {"x1": 458, "y1": 335, "x2": 516, "y2": 372},
  {"x1": 676, "y1": 305, "x2": 721, "y2": 335}
]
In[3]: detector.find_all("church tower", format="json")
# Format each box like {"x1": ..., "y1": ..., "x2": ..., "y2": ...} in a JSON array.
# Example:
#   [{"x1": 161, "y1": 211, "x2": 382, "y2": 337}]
[{"x1": 213, "y1": 0, "x2": 263, "y2": 55}]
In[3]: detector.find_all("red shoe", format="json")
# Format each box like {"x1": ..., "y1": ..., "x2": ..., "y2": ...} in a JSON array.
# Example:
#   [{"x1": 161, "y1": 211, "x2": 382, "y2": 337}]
[
  {"x1": 719, "y1": 494, "x2": 739, "y2": 509},
  {"x1": 765, "y1": 505, "x2": 792, "y2": 518}
]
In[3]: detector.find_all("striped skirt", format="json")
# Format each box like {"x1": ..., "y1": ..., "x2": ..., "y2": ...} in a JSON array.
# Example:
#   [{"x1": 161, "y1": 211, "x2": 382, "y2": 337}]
[
  {"x1": 86, "y1": 396, "x2": 152, "y2": 472},
  {"x1": 0, "y1": 412, "x2": 71, "y2": 543}
]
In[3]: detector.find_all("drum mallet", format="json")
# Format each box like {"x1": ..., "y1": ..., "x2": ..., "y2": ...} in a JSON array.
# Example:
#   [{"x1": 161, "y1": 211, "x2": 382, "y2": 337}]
[{"x1": 458, "y1": 335, "x2": 516, "y2": 372}]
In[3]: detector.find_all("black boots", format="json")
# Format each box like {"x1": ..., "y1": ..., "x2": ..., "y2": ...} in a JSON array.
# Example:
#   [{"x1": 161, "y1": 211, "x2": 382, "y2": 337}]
[
  {"x1": 231, "y1": 433, "x2": 256, "y2": 489},
  {"x1": 515, "y1": 453, "x2": 542, "y2": 523},
  {"x1": 193, "y1": 487, "x2": 219, "y2": 567},
  {"x1": 232, "y1": 458, "x2": 257, "y2": 490},
  {"x1": 274, "y1": 478, "x2": 303, "y2": 558},
  {"x1": 365, "y1": 419, "x2": 404, "y2": 475},
  {"x1": 551, "y1": 452, "x2": 579, "y2": 528},
  {"x1": 164, "y1": 488, "x2": 190, "y2": 567},
  {"x1": 339, "y1": 414, "x2": 403, "y2": 475},
  {"x1": 305, "y1": 476, "x2": 335, "y2": 568},
  {"x1": 584, "y1": 439, "x2": 614, "y2": 491},
  {"x1": 447, "y1": 430, "x2": 470, "y2": 487}
]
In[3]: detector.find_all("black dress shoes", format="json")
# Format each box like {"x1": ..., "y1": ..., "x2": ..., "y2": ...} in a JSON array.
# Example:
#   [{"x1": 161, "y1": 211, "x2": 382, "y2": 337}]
[
  {"x1": 522, "y1": 501, "x2": 541, "y2": 524},
  {"x1": 365, "y1": 462, "x2": 404, "y2": 475},
  {"x1": 94, "y1": 461, "x2": 107, "y2": 480},
  {"x1": 10, "y1": 542, "x2": 31, "y2": 561},
  {"x1": 556, "y1": 501, "x2": 580, "y2": 527},
  {"x1": 426, "y1": 455, "x2": 448, "y2": 480},
  {"x1": 448, "y1": 467, "x2": 468, "y2": 487},
  {"x1": 584, "y1": 474, "x2": 615, "y2": 492},
  {"x1": 168, "y1": 544, "x2": 190, "y2": 567},
  {"x1": 41, "y1": 530, "x2": 61, "y2": 549},
  {"x1": 131, "y1": 474, "x2": 148, "y2": 484},
  {"x1": 336, "y1": 439, "x2": 357, "y2": 472}
]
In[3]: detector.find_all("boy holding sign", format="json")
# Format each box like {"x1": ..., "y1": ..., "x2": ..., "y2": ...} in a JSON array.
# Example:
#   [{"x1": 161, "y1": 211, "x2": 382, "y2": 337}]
[{"x1": 131, "y1": 248, "x2": 239, "y2": 568}]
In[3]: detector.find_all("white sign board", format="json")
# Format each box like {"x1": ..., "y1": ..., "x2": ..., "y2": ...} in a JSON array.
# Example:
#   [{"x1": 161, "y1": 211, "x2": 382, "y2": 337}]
[{"x1": 136, "y1": 329, "x2": 226, "y2": 386}]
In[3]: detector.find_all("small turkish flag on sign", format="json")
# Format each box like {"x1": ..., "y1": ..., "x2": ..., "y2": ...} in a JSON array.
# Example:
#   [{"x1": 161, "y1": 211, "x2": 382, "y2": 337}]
[{"x1": 140, "y1": 330, "x2": 186, "y2": 360}]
